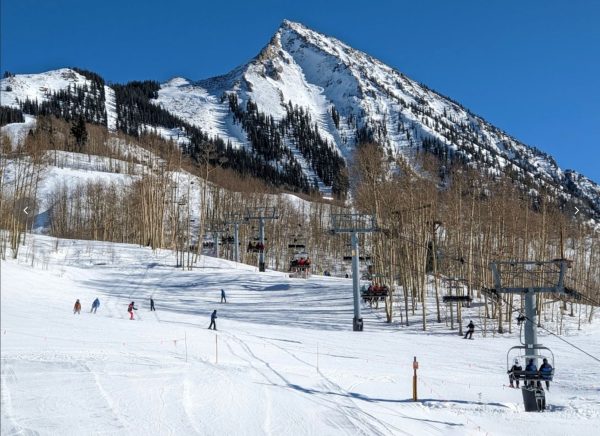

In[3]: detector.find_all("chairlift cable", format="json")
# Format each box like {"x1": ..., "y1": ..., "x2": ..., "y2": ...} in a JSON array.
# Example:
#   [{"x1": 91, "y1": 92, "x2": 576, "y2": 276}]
[{"x1": 499, "y1": 293, "x2": 600, "y2": 364}]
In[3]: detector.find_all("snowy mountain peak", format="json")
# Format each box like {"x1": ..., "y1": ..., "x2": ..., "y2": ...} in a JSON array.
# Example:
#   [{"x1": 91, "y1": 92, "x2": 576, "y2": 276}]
[{"x1": 2, "y1": 22, "x2": 599, "y2": 217}]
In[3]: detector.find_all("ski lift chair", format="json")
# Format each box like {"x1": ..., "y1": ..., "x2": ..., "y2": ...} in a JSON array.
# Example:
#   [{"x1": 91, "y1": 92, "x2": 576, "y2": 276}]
[
  {"x1": 507, "y1": 346, "x2": 555, "y2": 385},
  {"x1": 507, "y1": 345, "x2": 555, "y2": 411}
]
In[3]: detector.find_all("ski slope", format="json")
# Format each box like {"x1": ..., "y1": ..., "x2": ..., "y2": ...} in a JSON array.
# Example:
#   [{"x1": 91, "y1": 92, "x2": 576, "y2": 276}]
[{"x1": 1, "y1": 234, "x2": 599, "y2": 435}]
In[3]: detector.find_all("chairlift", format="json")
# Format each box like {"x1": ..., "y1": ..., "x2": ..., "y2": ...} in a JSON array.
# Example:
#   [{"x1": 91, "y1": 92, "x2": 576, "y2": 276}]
[
  {"x1": 247, "y1": 241, "x2": 264, "y2": 253},
  {"x1": 289, "y1": 252, "x2": 311, "y2": 270},
  {"x1": 442, "y1": 295, "x2": 473, "y2": 304},
  {"x1": 343, "y1": 255, "x2": 372, "y2": 262},
  {"x1": 507, "y1": 346, "x2": 555, "y2": 386},
  {"x1": 507, "y1": 345, "x2": 555, "y2": 411},
  {"x1": 221, "y1": 235, "x2": 235, "y2": 245},
  {"x1": 360, "y1": 282, "x2": 389, "y2": 307}
]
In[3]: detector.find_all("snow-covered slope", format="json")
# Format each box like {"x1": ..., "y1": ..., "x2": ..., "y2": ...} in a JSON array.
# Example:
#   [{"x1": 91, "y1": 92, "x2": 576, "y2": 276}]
[
  {"x1": 2, "y1": 234, "x2": 599, "y2": 435},
  {"x1": 1, "y1": 68, "x2": 90, "y2": 108}
]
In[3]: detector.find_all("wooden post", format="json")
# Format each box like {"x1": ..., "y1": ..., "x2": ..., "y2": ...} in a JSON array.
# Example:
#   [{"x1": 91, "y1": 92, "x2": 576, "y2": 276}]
[{"x1": 412, "y1": 356, "x2": 419, "y2": 401}]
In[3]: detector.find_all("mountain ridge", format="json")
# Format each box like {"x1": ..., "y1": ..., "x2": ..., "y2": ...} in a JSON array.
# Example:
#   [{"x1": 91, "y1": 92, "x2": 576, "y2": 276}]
[{"x1": 1, "y1": 20, "x2": 599, "y2": 218}]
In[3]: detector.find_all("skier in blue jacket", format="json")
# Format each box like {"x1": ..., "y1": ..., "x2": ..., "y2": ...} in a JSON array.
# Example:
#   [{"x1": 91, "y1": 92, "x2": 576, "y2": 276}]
[
  {"x1": 91, "y1": 298, "x2": 100, "y2": 314},
  {"x1": 539, "y1": 358, "x2": 553, "y2": 390},
  {"x1": 525, "y1": 359, "x2": 539, "y2": 387}
]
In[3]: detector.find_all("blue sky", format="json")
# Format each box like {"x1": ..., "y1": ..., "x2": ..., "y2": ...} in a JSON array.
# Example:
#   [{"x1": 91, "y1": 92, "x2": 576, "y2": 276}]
[{"x1": 2, "y1": 0, "x2": 599, "y2": 182}]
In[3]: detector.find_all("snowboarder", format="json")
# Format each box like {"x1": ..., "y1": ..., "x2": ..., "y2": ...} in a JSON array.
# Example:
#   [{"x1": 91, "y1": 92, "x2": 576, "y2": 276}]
[
  {"x1": 508, "y1": 359, "x2": 523, "y2": 388},
  {"x1": 128, "y1": 301, "x2": 138, "y2": 320},
  {"x1": 539, "y1": 358, "x2": 553, "y2": 390},
  {"x1": 208, "y1": 310, "x2": 217, "y2": 330},
  {"x1": 463, "y1": 320, "x2": 475, "y2": 339},
  {"x1": 91, "y1": 298, "x2": 100, "y2": 314},
  {"x1": 73, "y1": 299, "x2": 81, "y2": 315},
  {"x1": 220, "y1": 289, "x2": 226, "y2": 303},
  {"x1": 150, "y1": 297, "x2": 155, "y2": 311}
]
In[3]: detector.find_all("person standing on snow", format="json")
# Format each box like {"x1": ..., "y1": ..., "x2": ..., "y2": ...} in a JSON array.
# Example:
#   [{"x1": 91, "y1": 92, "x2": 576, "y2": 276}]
[
  {"x1": 208, "y1": 310, "x2": 217, "y2": 330},
  {"x1": 128, "y1": 301, "x2": 138, "y2": 320},
  {"x1": 73, "y1": 299, "x2": 82, "y2": 314},
  {"x1": 220, "y1": 289, "x2": 227, "y2": 303},
  {"x1": 463, "y1": 320, "x2": 475, "y2": 339},
  {"x1": 150, "y1": 297, "x2": 155, "y2": 311},
  {"x1": 91, "y1": 298, "x2": 100, "y2": 314}
]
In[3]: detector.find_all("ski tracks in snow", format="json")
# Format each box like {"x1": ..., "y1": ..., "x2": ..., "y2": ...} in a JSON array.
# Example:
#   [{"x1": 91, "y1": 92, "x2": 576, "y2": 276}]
[{"x1": 222, "y1": 330, "x2": 406, "y2": 435}]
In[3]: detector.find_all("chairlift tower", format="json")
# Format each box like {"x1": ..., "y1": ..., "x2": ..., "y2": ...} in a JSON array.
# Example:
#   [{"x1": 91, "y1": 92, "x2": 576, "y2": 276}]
[
  {"x1": 206, "y1": 221, "x2": 227, "y2": 259},
  {"x1": 330, "y1": 213, "x2": 377, "y2": 331},
  {"x1": 489, "y1": 259, "x2": 579, "y2": 411},
  {"x1": 224, "y1": 211, "x2": 246, "y2": 263},
  {"x1": 244, "y1": 207, "x2": 279, "y2": 272}
]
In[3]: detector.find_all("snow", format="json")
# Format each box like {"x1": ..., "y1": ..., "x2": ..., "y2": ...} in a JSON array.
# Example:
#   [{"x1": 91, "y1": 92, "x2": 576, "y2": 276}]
[
  {"x1": 155, "y1": 78, "x2": 249, "y2": 149},
  {"x1": 0, "y1": 115, "x2": 36, "y2": 148},
  {"x1": 105, "y1": 86, "x2": 117, "y2": 132},
  {"x1": 1, "y1": 233, "x2": 599, "y2": 435},
  {"x1": 0, "y1": 68, "x2": 91, "y2": 109}
]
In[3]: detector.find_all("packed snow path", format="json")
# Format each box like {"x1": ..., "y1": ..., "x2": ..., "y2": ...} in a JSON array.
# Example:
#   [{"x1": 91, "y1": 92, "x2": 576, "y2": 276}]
[{"x1": 1, "y1": 235, "x2": 599, "y2": 435}]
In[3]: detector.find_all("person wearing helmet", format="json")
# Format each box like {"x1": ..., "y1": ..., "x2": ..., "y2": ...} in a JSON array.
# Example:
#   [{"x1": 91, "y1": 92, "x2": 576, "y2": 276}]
[
  {"x1": 539, "y1": 358, "x2": 553, "y2": 390},
  {"x1": 525, "y1": 358, "x2": 539, "y2": 387},
  {"x1": 508, "y1": 358, "x2": 523, "y2": 388}
]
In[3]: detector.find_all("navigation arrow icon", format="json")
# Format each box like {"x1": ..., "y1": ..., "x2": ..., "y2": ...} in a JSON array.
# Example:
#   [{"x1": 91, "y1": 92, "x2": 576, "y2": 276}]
[
  {"x1": 23, "y1": 207, "x2": 29, "y2": 215},
  {"x1": 574, "y1": 207, "x2": 579, "y2": 215}
]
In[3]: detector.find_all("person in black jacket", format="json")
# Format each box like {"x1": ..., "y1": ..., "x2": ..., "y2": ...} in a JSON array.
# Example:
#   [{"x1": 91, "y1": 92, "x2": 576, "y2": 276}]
[
  {"x1": 150, "y1": 297, "x2": 155, "y2": 311},
  {"x1": 208, "y1": 310, "x2": 217, "y2": 330},
  {"x1": 508, "y1": 359, "x2": 523, "y2": 388},
  {"x1": 463, "y1": 321, "x2": 475, "y2": 339}
]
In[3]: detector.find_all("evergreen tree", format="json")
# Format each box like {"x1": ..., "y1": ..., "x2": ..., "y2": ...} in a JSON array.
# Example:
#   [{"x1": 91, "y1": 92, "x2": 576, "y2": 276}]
[{"x1": 70, "y1": 116, "x2": 88, "y2": 151}]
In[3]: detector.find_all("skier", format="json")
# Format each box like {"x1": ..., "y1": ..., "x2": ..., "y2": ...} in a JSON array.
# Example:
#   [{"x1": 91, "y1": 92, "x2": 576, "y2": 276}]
[
  {"x1": 525, "y1": 359, "x2": 539, "y2": 387},
  {"x1": 508, "y1": 359, "x2": 523, "y2": 388},
  {"x1": 539, "y1": 358, "x2": 553, "y2": 390},
  {"x1": 150, "y1": 297, "x2": 155, "y2": 311},
  {"x1": 73, "y1": 299, "x2": 81, "y2": 315},
  {"x1": 463, "y1": 320, "x2": 475, "y2": 339},
  {"x1": 208, "y1": 310, "x2": 217, "y2": 330},
  {"x1": 91, "y1": 298, "x2": 100, "y2": 314},
  {"x1": 127, "y1": 301, "x2": 138, "y2": 320},
  {"x1": 220, "y1": 289, "x2": 226, "y2": 303}
]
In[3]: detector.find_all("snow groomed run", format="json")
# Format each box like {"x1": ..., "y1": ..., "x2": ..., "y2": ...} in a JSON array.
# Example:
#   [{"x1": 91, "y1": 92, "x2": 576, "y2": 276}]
[{"x1": 1, "y1": 234, "x2": 599, "y2": 435}]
